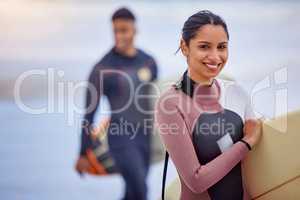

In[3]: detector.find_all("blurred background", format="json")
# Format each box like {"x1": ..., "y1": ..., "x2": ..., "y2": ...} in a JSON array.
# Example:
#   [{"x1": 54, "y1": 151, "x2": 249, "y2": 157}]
[{"x1": 0, "y1": 0, "x2": 300, "y2": 199}]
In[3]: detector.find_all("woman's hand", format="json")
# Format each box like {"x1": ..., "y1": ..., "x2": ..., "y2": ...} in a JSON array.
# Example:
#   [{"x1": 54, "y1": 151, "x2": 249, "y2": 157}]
[{"x1": 242, "y1": 119, "x2": 263, "y2": 148}]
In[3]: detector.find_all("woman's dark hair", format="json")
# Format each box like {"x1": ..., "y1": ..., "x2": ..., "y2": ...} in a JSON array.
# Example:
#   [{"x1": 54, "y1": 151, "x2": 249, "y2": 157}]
[
  {"x1": 111, "y1": 7, "x2": 136, "y2": 22},
  {"x1": 180, "y1": 10, "x2": 229, "y2": 49}
]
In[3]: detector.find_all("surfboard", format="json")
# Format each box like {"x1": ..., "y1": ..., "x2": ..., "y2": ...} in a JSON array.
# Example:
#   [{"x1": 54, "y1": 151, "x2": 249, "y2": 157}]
[
  {"x1": 242, "y1": 110, "x2": 300, "y2": 199},
  {"x1": 161, "y1": 110, "x2": 300, "y2": 200}
]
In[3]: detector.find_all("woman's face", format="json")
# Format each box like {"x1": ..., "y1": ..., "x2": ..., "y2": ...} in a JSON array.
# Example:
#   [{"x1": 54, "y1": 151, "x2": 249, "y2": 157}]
[{"x1": 181, "y1": 24, "x2": 229, "y2": 83}]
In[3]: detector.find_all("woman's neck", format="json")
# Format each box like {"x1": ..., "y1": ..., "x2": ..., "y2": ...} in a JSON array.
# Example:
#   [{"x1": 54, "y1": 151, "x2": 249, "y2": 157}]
[{"x1": 187, "y1": 69, "x2": 214, "y2": 86}]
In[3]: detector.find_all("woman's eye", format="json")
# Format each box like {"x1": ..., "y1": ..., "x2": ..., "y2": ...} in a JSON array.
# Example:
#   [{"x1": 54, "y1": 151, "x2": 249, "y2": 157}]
[
  {"x1": 198, "y1": 45, "x2": 209, "y2": 49},
  {"x1": 218, "y1": 45, "x2": 227, "y2": 50}
]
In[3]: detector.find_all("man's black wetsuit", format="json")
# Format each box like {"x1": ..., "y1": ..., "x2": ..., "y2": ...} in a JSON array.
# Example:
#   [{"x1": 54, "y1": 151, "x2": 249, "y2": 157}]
[{"x1": 80, "y1": 47, "x2": 158, "y2": 200}]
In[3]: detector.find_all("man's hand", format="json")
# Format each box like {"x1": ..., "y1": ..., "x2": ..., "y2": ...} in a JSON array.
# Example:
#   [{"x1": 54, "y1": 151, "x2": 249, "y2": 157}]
[{"x1": 75, "y1": 156, "x2": 91, "y2": 177}]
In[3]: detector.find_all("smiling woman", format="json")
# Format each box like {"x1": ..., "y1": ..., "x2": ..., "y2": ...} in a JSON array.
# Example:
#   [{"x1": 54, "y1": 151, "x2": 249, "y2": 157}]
[
  {"x1": 155, "y1": 10, "x2": 262, "y2": 200},
  {"x1": 179, "y1": 10, "x2": 229, "y2": 86}
]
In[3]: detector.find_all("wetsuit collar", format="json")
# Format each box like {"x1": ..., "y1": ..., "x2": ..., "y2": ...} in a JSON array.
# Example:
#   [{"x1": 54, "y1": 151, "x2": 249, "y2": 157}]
[
  {"x1": 112, "y1": 47, "x2": 138, "y2": 59},
  {"x1": 175, "y1": 70, "x2": 221, "y2": 106}
]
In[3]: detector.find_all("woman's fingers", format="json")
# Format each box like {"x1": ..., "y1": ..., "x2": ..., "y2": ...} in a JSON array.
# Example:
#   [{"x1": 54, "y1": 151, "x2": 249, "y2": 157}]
[{"x1": 243, "y1": 119, "x2": 263, "y2": 148}]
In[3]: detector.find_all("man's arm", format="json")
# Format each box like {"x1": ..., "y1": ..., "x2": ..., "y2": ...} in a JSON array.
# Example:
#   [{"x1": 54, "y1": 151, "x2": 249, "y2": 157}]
[
  {"x1": 80, "y1": 65, "x2": 102, "y2": 156},
  {"x1": 149, "y1": 57, "x2": 158, "y2": 82}
]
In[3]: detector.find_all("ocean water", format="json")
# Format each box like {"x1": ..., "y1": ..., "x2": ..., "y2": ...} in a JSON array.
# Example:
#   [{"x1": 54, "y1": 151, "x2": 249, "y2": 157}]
[
  {"x1": 0, "y1": 99, "x2": 179, "y2": 200},
  {"x1": 1, "y1": 1, "x2": 300, "y2": 200}
]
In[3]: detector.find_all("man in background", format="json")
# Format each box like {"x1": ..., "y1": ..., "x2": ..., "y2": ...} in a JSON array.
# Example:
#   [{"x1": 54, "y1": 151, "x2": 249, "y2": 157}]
[{"x1": 76, "y1": 7, "x2": 158, "y2": 200}]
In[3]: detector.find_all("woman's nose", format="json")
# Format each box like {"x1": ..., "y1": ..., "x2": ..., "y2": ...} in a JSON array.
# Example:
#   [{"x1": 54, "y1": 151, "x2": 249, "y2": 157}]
[{"x1": 206, "y1": 49, "x2": 221, "y2": 63}]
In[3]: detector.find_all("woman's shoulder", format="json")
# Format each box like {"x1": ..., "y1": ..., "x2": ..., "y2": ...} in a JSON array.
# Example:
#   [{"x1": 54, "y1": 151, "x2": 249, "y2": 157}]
[
  {"x1": 156, "y1": 86, "x2": 179, "y2": 105},
  {"x1": 216, "y1": 78, "x2": 249, "y2": 100},
  {"x1": 155, "y1": 85, "x2": 187, "y2": 110}
]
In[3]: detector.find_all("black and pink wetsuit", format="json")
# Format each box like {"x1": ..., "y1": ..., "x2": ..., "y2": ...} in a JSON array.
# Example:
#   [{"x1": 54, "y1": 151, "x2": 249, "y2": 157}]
[{"x1": 155, "y1": 71, "x2": 255, "y2": 200}]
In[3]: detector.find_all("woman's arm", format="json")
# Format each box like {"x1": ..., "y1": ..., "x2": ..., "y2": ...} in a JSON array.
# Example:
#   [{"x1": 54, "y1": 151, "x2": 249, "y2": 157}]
[
  {"x1": 242, "y1": 84, "x2": 263, "y2": 148},
  {"x1": 155, "y1": 98, "x2": 250, "y2": 194}
]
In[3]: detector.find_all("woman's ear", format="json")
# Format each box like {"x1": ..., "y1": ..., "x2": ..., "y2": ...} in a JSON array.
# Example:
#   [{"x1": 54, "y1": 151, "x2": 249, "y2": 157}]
[{"x1": 180, "y1": 39, "x2": 189, "y2": 57}]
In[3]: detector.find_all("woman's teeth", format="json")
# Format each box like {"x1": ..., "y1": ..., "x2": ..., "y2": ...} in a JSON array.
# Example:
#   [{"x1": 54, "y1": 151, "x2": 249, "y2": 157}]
[{"x1": 205, "y1": 63, "x2": 219, "y2": 69}]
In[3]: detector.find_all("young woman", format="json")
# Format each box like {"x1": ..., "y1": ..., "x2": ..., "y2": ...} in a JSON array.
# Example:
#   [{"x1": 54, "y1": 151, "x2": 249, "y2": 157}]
[{"x1": 155, "y1": 10, "x2": 262, "y2": 200}]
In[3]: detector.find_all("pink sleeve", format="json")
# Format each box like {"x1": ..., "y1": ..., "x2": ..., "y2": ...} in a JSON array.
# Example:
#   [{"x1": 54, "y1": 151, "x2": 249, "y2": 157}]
[{"x1": 155, "y1": 99, "x2": 249, "y2": 194}]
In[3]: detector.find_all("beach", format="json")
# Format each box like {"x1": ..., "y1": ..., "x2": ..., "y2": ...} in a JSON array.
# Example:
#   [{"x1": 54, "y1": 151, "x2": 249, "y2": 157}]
[{"x1": 1, "y1": 1, "x2": 300, "y2": 199}]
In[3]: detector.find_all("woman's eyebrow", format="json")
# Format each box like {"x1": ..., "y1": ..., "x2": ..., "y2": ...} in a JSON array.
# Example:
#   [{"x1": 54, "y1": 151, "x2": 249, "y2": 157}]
[
  {"x1": 197, "y1": 41, "x2": 210, "y2": 44},
  {"x1": 197, "y1": 41, "x2": 228, "y2": 44}
]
